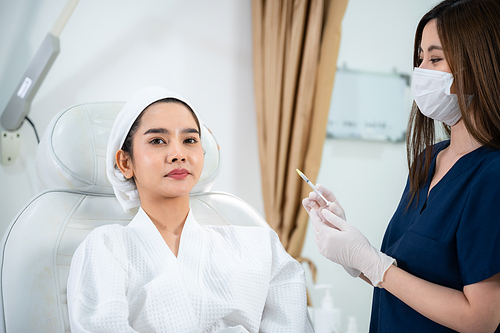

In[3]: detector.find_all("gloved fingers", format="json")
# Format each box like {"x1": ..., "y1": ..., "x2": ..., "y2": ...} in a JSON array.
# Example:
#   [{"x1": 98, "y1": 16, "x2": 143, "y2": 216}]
[
  {"x1": 315, "y1": 184, "x2": 338, "y2": 203},
  {"x1": 303, "y1": 198, "x2": 327, "y2": 216},
  {"x1": 302, "y1": 198, "x2": 312, "y2": 214},
  {"x1": 311, "y1": 216, "x2": 340, "y2": 255},
  {"x1": 309, "y1": 209, "x2": 327, "y2": 229},
  {"x1": 307, "y1": 191, "x2": 329, "y2": 208},
  {"x1": 310, "y1": 209, "x2": 340, "y2": 234},
  {"x1": 325, "y1": 201, "x2": 346, "y2": 221},
  {"x1": 315, "y1": 184, "x2": 346, "y2": 218},
  {"x1": 321, "y1": 209, "x2": 349, "y2": 231}
]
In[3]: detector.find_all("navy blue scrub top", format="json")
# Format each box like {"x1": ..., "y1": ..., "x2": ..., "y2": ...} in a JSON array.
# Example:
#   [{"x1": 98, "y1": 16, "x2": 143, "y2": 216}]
[{"x1": 370, "y1": 140, "x2": 500, "y2": 333}]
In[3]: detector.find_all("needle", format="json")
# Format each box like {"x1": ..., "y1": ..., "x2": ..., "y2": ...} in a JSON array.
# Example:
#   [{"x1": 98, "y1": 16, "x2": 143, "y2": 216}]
[{"x1": 296, "y1": 169, "x2": 332, "y2": 206}]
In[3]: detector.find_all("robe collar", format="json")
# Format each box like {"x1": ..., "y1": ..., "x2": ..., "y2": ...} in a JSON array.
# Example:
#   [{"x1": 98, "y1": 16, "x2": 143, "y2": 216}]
[
  {"x1": 125, "y1": 207, "x2": 204, "y2": 329},
  {"x1": 127, "y1": 206, "x2": 203, "y2": 261}
]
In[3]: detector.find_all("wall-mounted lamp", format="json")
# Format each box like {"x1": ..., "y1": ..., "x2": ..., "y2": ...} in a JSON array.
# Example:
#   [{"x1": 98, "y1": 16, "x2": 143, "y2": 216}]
[{"x1": 0, "y1": 0, "x2": 79, "y2": 165}]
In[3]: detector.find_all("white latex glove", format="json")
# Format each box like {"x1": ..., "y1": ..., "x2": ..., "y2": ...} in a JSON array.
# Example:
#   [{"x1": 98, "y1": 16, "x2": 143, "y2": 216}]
[
  {"x1": 308, "y1": 207, "x2": 395, "y2": 287},
  {"x1": 302, "y1": 184, "x2": 345, "y2": 218},
  {"x1": 302, "y1": 185, "x2": 360, "y2": 278}
]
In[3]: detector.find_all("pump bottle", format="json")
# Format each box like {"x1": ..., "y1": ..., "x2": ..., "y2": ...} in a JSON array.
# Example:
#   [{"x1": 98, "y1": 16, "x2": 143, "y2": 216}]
[
  {"x1": 314, "y1": 284, "x2": 341, "y2": 333},
  {"x1": 345, "y1": 316, "x2": 360, "y2": 333}
]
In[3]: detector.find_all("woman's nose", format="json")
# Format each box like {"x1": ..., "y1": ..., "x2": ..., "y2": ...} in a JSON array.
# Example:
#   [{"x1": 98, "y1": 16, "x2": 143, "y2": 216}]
[{"x1": 168, "y1": 141, "x2": 186, "y2": 163}]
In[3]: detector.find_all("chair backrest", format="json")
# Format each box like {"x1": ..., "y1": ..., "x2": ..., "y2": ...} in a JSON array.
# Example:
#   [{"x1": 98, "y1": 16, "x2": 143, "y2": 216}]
[{"x1": 0, "y1": 102, "x2": 268, "y2": 333}]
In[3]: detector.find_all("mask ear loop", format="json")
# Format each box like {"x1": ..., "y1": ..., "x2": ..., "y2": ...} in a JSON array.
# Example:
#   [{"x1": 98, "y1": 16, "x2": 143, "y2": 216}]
[{"x1": 444, "y1": 74, "x2": 454, "y2": 96}]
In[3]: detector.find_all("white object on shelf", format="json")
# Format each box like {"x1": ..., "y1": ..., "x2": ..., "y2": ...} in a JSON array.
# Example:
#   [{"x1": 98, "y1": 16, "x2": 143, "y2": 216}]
[
  {"x1": 314, "y1": 284, "x2": 341, "y2": 333},
  {"x1": 346, "y1": 316, "x2": 360, "y2": 333}
]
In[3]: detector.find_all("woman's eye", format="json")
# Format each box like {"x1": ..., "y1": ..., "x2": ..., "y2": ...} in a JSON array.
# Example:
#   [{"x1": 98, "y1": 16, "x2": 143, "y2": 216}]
[
  {"x1": 150, "y1": 138, "x2": 165, "y2": 145},
  {"x1": 184, "y1": 137, "x2": 198, "y2": 144},
  {"x1": 430, "y1": 58, "x2": 442, "y2": 64}
]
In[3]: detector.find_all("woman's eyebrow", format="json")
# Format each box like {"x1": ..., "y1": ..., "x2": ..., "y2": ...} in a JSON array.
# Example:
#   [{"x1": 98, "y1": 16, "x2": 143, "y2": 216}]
[
  {"x1": 143, "y1": 128, "x2": 199, "y2": 135},
  {"x1": 144, "y1": 128, "x2": 169, "y2": 135},
  {"x1": 182, "y1": 128, "x2": 200, "y2": 135}
]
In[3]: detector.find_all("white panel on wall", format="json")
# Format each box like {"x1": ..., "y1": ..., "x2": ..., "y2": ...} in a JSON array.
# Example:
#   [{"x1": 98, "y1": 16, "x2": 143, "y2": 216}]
[{"x1": 327, "y1": 68, "x2": 411, "y2": 142}]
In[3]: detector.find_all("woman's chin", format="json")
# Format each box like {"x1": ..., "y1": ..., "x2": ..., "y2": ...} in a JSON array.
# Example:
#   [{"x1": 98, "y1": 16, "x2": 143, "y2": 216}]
[{"x1": 164, "y1": 187, "x2": 194, "y2": 199}]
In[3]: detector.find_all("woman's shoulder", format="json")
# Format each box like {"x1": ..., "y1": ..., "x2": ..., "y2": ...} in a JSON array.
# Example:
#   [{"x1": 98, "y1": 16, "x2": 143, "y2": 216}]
[
  {"x1": 80, "y1": 224, "x2": 128, "y2": 251},
  {"x1": 86, "y1": 223, "x2": 126, "y2": 237},
  {"x1": 202, "y1": 225, "x2": 279, "y2": 250},
  {"x1": 204, "y1": 224, "x2": 275, "y2": 238},
  {"x1": 472, "y1": 146, "x2": 500, "y2": 179},
  {"x1": 70, "y1": 224, "x2": 129, "y2": 282},
  {"x1": 479, "y1": 146, "x2": 500, "y2": 164}
]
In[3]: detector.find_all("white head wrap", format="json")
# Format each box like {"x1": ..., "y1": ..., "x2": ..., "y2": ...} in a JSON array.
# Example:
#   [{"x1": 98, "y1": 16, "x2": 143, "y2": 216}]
[{"x1": 106, "y1": 86, "x2": 199, "y2": 213}]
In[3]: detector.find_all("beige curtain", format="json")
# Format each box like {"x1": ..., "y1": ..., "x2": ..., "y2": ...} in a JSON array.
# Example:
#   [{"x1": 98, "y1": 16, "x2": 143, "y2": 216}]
[{"x1": 251, "y1": 0, "x2": 348, "y2": 259}]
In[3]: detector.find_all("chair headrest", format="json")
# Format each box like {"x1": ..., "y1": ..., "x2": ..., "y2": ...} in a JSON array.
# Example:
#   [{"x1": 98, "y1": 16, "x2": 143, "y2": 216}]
[{"x1": 36, "y1": 102, "x2": 220, "y2": 194}]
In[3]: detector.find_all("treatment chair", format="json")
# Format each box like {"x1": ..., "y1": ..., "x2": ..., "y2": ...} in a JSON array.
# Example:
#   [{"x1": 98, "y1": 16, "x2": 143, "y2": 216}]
[{"x1": 0, "y1": 102, "x2": 269, "y2": 332}]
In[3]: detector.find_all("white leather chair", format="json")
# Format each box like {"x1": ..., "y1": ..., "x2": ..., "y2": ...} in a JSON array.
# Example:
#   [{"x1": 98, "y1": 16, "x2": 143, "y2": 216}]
[{"x1": 0, "y1": 102, "x2": 268, "y2": 333}]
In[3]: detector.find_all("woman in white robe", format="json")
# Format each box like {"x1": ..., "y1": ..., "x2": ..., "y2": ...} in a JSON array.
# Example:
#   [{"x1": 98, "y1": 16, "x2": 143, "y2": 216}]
[{"x1": 67, "y1": 86, "x2": 313, "y2": 333}]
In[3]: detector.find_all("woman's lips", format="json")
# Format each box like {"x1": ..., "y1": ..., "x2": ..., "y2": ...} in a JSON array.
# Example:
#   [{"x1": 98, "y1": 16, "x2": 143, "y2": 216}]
[{"x1": 166, "y1": 168, "x2": 189, "y2": 180}]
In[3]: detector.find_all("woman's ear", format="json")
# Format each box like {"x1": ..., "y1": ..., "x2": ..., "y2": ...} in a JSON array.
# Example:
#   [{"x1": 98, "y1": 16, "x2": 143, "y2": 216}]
[{"x1": 116, "y1": 149, "x2": 134, "y2": 179}]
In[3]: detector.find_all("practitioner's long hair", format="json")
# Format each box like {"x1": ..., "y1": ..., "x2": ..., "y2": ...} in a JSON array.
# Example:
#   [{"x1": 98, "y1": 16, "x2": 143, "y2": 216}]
[{"x1": 406, "y1": 0, "x2": 500, "y2": 204}]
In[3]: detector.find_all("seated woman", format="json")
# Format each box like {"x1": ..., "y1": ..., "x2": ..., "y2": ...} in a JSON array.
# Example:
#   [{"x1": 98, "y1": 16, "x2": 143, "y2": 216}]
[{"x1": 67, "y1": 86, "x2": 312, "y2": 332}]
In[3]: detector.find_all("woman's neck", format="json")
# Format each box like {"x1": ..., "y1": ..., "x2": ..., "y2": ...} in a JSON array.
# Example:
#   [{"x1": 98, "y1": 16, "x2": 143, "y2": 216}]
[
  {"x1": 140, "y1": 195, "x2": 190, "y2": 257},
  {"x1": 429, "y1": 120, "x2": 482, "y2": 194},
  {"x1": 447, "y1": 119, "x2": 482, "y2": 157},
  {"x1": 141, "y1": 195, "x2": 190, "y2": 235}
]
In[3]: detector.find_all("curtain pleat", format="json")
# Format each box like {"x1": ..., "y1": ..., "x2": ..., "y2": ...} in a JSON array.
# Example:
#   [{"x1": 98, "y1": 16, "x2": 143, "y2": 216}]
[{"x1": 252, "y1": 0, "x2": 348, "y2": 258}]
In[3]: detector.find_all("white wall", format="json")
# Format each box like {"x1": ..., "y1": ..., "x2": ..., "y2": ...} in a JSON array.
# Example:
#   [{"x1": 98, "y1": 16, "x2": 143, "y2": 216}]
[
  {"x1": 301, "y1": 0, "x2": 440, "y2": 332},
  {"x1": 0, "y1": 0, "x2": 263, "y2": 236}
]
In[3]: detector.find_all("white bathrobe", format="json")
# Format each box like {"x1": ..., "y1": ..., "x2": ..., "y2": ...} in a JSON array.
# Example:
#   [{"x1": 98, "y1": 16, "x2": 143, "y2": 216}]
[{"x1": 67, "y1": 208, "x2": 312, "y2": 332}]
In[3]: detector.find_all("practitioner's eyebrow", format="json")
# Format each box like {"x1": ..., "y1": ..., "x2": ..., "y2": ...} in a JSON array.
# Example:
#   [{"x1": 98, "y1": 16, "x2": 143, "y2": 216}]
[
  {"x1": 428, "y1": 45, "x2": 443, "y2": 52},
  {"x1": 419, "y1": 45, "x2": 443, "y2": 54}
]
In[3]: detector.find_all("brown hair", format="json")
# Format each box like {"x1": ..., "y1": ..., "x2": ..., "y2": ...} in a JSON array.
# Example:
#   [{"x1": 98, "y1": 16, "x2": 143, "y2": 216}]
[{"x1": 406, "y1": 0, "x2": 500, "y2": 204}]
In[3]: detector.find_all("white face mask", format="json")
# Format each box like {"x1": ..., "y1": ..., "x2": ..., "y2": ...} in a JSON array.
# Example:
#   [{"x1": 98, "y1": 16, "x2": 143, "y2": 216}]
[{"x1": 411, "y1": 67, "x2": 462, "y2": 126}]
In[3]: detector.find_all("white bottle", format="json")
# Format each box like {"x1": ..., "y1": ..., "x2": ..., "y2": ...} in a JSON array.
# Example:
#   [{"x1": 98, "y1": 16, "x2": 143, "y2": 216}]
[
  {"x1": 345, "y1": 316, "x2": 360, "y2": 333},
  {"x1": 314, "y1": 284, "x2": 341, "y2": 333}
]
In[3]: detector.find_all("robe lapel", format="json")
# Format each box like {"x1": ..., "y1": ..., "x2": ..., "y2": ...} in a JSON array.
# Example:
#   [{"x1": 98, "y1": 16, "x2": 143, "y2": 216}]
[
  {"x1": 126, "y1": 208, "x2": 201, "y2": 331},
  {"x1": 176, "y1": 211, "x2": 204, "y2": 322}
]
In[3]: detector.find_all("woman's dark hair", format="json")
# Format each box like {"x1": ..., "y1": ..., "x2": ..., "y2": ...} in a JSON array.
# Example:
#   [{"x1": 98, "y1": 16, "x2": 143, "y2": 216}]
[
  {"x1": 120, "y1": 98, "x2": 201, "y2": 161},
  {"x1": 406, "y1": 0, "x2": 500, "y2": 204}
]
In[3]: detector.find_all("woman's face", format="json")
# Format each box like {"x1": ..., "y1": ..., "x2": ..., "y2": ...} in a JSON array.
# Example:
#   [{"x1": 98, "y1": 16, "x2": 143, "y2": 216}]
[
  {"x1": 418, "y1": 19, "x2": 451, "y2": 73},
  {"x1": 119, "y1": 102, "x2": 204, "y2": 201}
]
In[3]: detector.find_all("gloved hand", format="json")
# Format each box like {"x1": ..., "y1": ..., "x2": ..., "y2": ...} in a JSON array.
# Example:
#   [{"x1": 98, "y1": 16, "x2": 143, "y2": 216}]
[
  {"x1": 303, "y1": 188, "x2": 395, "y2": 287},
  {"x1": 302, "y1": 185, "x2": 360, "y2": 278},
  {"x1": 302, "y1": 184, "x2": 345, "y2": 219}
]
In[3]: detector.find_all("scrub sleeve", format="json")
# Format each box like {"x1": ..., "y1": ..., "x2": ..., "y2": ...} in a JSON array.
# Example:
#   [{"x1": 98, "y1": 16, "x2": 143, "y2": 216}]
[{"x1": 370, "y1": 140, "x2": 500, "y2": 333}]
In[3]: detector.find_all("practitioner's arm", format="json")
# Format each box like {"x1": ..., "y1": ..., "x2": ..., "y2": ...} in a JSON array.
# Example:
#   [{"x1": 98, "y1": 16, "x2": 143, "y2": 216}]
[{"x1": 380, "y1": 266, "x2": 500, "y2": 332}]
